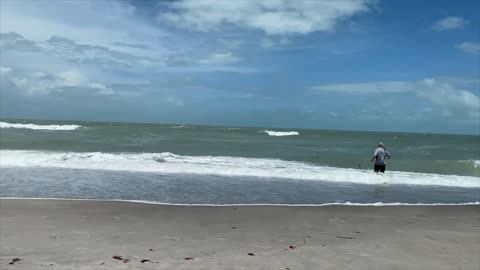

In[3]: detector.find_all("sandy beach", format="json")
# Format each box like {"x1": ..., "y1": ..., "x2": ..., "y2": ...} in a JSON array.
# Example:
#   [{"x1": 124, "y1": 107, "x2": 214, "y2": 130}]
[{"x1": 0, "y1": 199, "x2": 479, "y2": 270}]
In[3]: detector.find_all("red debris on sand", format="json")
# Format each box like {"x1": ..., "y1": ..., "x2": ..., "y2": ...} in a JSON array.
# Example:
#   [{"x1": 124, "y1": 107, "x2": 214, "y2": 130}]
[
  {"x1": 141, "y1": 259, "x2": 153, "y2": 263},
  {"x1": 184, "y1": 257, "x2": 195, "y2": 260},
  {"x1": 248, "y1": 253, "x2": 255, "y2": 256},
  {"x1": 289, "y1": 245, "x2": 296, "y2": 249}
]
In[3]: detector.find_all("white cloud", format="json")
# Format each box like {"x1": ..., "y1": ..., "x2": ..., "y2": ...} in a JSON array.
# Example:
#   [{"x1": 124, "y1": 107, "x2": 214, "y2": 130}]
[
  {"x1": 418, "y1": 78, "x2": 479, "y2": 118},
  {"x1": 312, "y1": 78, "x2": 480, "y2": 118},
  {"x1": 4, "y1": 68, "x2": 112, "y2": 95},
  {"x1": 261, "y1": 36, "x2": 291, "y2": 48},
  {"x1": 216, "y1": 38, "x2": 246, "y2": 49},
  {"x1": 160, "y1": 0, "x2": 373, "y2": 35},
  {"x1": 313, "y1": 81, "x2": 414, "y2": 94},
  {"x1": 329, "y1": 112, "x2": 338, "y2": 118},
  {"x1": 432, "y1": 16, "x2": 469, "y2": 31},
  {"x1": 458, "y1": 42, "x2": 480, "y2": 55},
  {"x1": 0, "y1": 66, "x2": 12, "y2": 75},
  {"x1": 0, "y1": 0, "x2": 168, "y2": 50},
  {"x1": 163, "y1": 96, "x2": 184, "y2": 106},
  {"x1": 197, "y1": 53, "x2": 242, "y2": 65},
  {"x1": 261, "y1": 38, "x2": 275, "y2": 49},
  {"x1": 58, "y1": 70, "x2": 88, "y2": 87}
]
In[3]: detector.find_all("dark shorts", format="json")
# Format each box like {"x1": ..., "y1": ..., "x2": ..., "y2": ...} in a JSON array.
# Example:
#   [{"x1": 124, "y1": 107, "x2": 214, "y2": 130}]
[{"x1": 374, "y1": 164, "x2": 386, "y2": 173}]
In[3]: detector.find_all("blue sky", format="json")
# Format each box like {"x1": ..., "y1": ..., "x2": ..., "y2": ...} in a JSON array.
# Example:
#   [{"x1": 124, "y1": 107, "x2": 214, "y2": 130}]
[{"x1": 0, "y1": 0, "x2": 478, "y2": 134}]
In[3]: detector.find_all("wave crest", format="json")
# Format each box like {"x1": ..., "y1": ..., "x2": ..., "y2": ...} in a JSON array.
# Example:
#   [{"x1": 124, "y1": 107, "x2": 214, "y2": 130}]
[
  {"x1": 1, "y1": 150, "x2": 479, "y2": 188},
  {"x1": 264, "y1": 130, "x2": 299, "y2": 136},
  {"x1": 0, "y1": 122, "x2": 82, "y2": 131}
]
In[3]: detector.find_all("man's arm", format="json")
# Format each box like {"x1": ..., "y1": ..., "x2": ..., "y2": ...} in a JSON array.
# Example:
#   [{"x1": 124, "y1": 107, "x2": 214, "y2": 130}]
[{"x1": 371, "y1": 149, "x2": 378, "y2": 162}]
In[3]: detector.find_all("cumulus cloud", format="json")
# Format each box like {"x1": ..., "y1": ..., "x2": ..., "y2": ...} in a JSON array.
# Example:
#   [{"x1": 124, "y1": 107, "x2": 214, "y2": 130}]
[
  {"x1": 432, "y1": 16, "x2": 469, "y2": 31},
  {"x1": 458, "y1": 42, "x2": 480, "y2": 55},
  {"x1": 160, "y1": 0, "x2": 373, "y2": 35},
  {"x1": 419, "y1": 78, "x2": 479, "y2": 118},
  {"x1": 312, "y1": 78, "x2": 480, "y2": 118}
]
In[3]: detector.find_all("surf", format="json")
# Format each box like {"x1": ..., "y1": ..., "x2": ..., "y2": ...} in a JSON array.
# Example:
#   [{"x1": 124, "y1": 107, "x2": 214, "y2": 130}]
[{"x1": 1, "y1": 150, "x2": 479, "y2": 188}]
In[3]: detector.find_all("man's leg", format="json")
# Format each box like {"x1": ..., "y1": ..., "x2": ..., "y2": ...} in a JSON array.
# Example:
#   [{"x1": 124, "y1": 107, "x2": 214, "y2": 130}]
[{"x1": 380, "y1": 165, "x2": 386, "y2": 173}]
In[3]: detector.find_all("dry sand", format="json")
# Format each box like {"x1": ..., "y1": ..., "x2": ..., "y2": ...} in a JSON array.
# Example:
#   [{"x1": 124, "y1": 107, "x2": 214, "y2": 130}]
[{"x1": 0, "y1": 199, "x2": 479, "y2": 270}]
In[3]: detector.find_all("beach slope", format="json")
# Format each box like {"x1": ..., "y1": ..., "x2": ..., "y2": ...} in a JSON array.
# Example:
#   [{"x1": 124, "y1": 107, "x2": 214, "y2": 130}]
[{"x1": 0, "y1": 199, "x2": 479, "y2": 269}]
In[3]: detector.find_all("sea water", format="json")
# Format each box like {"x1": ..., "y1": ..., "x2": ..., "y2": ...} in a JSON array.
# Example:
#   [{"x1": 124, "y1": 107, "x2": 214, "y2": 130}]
[{"x1": 1, "y1": 119, "x2": 479, "y2": 205}]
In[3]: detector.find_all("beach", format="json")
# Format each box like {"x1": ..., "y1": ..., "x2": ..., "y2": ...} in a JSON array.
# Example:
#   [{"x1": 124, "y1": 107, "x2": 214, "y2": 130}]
[{"x1": 1, "y1": 199, "x2": 479, "y2": 270}]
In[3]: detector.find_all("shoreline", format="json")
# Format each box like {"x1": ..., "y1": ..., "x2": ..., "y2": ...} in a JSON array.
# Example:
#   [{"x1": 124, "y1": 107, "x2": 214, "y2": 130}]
[
  {"x1": 1, "y1": 199, "x2": 479, "y2": 269},
  {"x1": 1, "y1": 197, "x2": 480, "y2": 206}
]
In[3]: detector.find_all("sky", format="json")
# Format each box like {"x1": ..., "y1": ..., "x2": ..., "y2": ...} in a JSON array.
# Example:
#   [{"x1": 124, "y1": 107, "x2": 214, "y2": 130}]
[{"x1": 0, "y1": 0, "x2": 479, "y2": 134}]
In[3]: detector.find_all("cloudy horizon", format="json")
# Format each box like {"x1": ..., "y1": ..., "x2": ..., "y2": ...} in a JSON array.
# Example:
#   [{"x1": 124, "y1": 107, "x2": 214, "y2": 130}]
[{"x1": 0, "y1": 0, "x2": 479, "y2": 134}]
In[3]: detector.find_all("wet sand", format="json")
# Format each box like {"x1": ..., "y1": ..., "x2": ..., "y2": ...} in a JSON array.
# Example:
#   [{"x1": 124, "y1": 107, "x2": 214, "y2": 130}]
[{"x1": 0, "y1": 199, "x2": 479, "y2": 269}]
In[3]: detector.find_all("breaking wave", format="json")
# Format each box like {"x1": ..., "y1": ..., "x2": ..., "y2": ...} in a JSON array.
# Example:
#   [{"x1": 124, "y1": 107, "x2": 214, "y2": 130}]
[
  {"x1": 264, "y1": 130, "x2": 299, "y2": 136},
  {"x1": 1, "y1": 150, "x2": 479, "y2": 188},
  {"x1": 0, "y1": 122, "x2": 82, "y2": 131}
]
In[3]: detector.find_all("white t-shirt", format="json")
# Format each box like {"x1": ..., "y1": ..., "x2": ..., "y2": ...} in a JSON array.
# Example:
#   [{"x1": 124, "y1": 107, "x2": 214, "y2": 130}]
[{"x1": 374, "y1": 147, "x2": 391, "y2": 165}]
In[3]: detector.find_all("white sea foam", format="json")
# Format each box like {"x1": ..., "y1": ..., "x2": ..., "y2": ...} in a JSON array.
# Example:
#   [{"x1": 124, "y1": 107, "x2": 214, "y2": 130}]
[
  {"x1": 264, "y1": 130, "x2": 299, "y2": 136},
  {"x1": 456, "y1": 160, "x2": 480, "y2": 168},
  {"x1": 1, "y1": 150, "x2": 479, "y2": 188},
  {"x1": 1, "y1": 197, "x2": 479, "y2": 207},
  {"x1": 0, "y1": 122, "x2": 82, "y2": 130},
  {"x1": 169, "y1": 125, "x2": 188, "y2": 129}
]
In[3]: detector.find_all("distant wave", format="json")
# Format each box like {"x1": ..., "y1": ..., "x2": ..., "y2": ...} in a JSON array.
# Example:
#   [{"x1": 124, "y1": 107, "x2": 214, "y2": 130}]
[
  {"x1": 0, "y1": 122, "x2": 82, "y2": 131},
  {"x1": 1, "y1": 150, "x2": 479, "y2": 188},
  {"x1": 264, "y1": 130, "x2": 299, "y2": 136},
  {"x1": 403, "y1": 145, "x2": 441, "y2": 152},
  {"x1": 169, "y1": 125, "x2": 188, "y2": 129},
  {"x1": 456, "y1": 160, "x2": 480, "y2": 168}
]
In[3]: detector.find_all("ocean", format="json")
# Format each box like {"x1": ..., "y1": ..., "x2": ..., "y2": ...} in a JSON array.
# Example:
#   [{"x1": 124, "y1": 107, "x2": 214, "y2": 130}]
[{"x1": 1, "y1": 119, "x2": 479, "y2": 205}]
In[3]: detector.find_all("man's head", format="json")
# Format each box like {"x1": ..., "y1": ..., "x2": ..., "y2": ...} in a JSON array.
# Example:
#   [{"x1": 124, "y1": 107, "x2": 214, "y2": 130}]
[{"x1": 378, "y1": 142, "x2": 384, "y2": 148}]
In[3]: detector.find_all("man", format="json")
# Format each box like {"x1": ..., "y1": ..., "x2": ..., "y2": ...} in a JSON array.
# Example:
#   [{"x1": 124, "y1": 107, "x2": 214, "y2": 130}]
[{"x1": 371, "y1": 142, "x2": 391, "y2": 173}]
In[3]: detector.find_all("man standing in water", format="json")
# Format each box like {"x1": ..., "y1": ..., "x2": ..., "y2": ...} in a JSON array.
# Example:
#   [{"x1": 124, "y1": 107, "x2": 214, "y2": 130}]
[{"x1": 371, "y1": 142, "x2": 391, "y2": 173}]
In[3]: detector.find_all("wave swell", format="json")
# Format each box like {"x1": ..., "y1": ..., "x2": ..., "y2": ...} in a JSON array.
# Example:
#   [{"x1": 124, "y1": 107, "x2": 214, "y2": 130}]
[
  {"x1": 0, "y1": 122, "x2": 82, "y2": 130},
  {"x1": 1, "y1": 150, "x2": 479, "y2": 188}
]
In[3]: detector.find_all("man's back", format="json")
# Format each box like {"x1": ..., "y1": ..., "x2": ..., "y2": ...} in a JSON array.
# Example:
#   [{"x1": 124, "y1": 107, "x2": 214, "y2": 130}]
[{"x1": 374, "y1": 147, "x2": 390, "y2": 165}]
